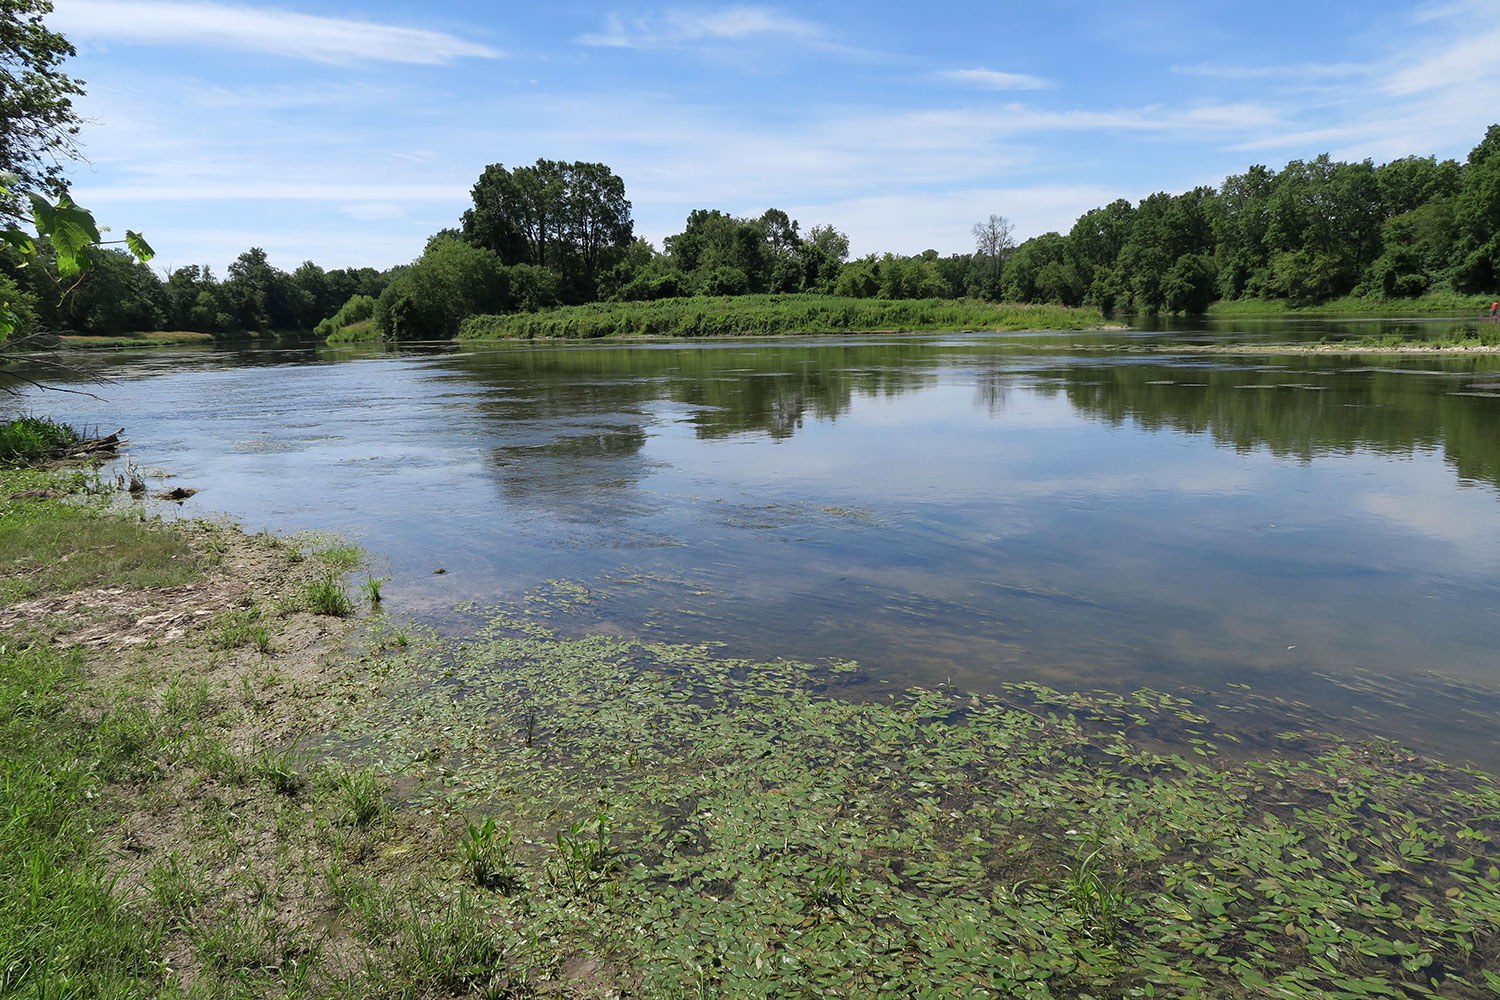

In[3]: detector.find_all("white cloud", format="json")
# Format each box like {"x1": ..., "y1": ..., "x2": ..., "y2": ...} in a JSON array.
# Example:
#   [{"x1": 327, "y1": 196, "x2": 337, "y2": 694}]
[
  {"x1": 1171, "y1": 62, "x2": 1366, "y2": 81},
  {"x1": 792, "y1": 185, "x2": 1131, "y2": 258},
  {"x1": 75, "y1": 181, "x2": 465, "y2": 203},
  {"x1": 50, "y1": 1, "x2": 501, "y2": 65},
  {"x1": 579, "y1": 6, "x2": 825, "y2": 49},
  {"x1": 936, "y1": 68, "x2": 1054, "y2": 91}
]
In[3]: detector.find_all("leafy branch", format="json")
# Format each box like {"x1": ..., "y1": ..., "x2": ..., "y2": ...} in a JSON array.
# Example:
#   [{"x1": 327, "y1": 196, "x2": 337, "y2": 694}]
[{"x1": 0, "y1": 171, "x2": 154, "y2": 342}]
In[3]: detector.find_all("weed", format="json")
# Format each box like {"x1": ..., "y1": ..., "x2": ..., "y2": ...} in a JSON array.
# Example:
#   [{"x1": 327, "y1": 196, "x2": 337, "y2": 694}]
[
  {"x1": 545, "y1": 811, "x2": 617, "y2": 896},
  {"x1": 0, "y1": 415, "x2": 82, "y2": 466},
  {"x1": 459, "y1": 817, "x2": 523, "y2": 893},
  {"x1": 330, "y1": 766, "x2": 386, "y2": 827},
  {"x1": 404, "y1": 896, "x2": 512, "y2": 995},
  {"x1": 255, "y1": 747, "x2": 308, "y2": 797},
  {"x1": 303, "y1": 575, "x2": 353, "y2": 617},
  {"x1": 211, "y1": 606, "x2": 265, "y2": 650},
  {"x1": 1060, "y1": 845, "x2": 1131, "y2": 944},
  {"x1": 362, "y1": 575, "x2": 384, "y2": 607},
  {"x1": 808, "y1": 862, "x2": 852, "y2": 909},
  {"x1": 319, "y1": 544, "x2": 363, "y2": 570}
]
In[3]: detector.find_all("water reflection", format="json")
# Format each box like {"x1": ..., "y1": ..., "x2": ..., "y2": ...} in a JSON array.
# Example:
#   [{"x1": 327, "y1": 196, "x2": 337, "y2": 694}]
[{"x1": 3, "y1": 332, "x2": 1499, "y2": 764}]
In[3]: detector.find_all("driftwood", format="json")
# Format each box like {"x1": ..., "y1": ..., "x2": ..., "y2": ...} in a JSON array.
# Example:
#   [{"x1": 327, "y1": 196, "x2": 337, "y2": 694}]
[
  {"x1": 154, "y1": 487, "x2": 198, "y2": 503},
  {"x1": 67, "y1": 428, "x2": 125, "y2": 456}
]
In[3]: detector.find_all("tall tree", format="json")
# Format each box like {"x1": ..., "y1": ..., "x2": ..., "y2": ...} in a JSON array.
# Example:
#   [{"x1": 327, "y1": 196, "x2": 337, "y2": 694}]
[
  {"x1": 461, "y1": 159, "x2": 633, "y2": 302},
  {"x1": 0, "y1": 0, "x2": 82, "y2": 216},
  {"x1": 1452, "y1": 124, "x2": 1500, "y2": 292},
  {"x1": 971, "y1": 214, "x2": 1015, "y2": 297}
]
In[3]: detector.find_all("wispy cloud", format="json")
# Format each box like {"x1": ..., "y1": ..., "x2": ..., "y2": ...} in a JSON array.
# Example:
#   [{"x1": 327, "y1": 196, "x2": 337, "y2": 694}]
[
  {"x1": 50, "y1": 1, "x2": 501, "y2": 65},
  {"x1": 579, "y1": 5, "x2": 826, "y2": 49},
  {"x1": 1171, "y1": 62, "x2": 1366, "y2": 81},
  {"x1": 936, "y1": 68, "x2": 1054, "y2": 91}
]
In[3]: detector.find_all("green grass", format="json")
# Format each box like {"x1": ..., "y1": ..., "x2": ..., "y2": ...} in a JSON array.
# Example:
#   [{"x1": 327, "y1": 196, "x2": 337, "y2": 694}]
[
  {"x1": 301, "y1": 574, "x2": 353, "y2": 617},
  {"x1": 53, "y1": 331, "x2": 216, "y2": 348},
  {"x1": 323, "y1": 318, "x2": 381, "y2": 343},
  {"x1": 1346, "y1": 324, "x2": 1500, "y2": 349},
  {"x1": 0, "y1": 488, "x2": 204, "y2": 603},
  {"x1": 459, "y1": 293, "x2": 1107, "y2": 340},
  {"x1": 0, "y1": 641, "x2": 169, "y2": 999},
  {"x1": 0, "y1": 415, "x2": 82, "y2": 465},
  {"x1": 1207, "y1": 291, "x2": 1497, "y2": 316}
]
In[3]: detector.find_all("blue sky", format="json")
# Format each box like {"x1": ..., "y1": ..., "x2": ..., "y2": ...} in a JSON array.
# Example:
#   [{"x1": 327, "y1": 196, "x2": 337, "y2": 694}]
[{"x1": 47, "y1": 0, "x2": 1500, "y2": 275}]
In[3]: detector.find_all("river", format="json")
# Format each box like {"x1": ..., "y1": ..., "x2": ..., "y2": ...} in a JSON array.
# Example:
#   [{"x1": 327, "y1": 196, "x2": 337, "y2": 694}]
[{"x1": 7, "y1": 321, "x2": 1500, "y2": 764}]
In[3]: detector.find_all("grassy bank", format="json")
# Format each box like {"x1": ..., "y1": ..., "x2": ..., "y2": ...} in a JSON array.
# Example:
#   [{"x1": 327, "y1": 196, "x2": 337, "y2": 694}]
[
  {"x1": 1207, "y1": 292, "x2": 1497, "y2": 317},
  {"x1": 52, "y1": 331, "x2": 216, "y2": 348},
  {"x1": 323, "y1": 318, "x2": 380, "y2": 343},
  {"x1": 6, "y1": 426, "x2": 1500, "y2": 997},
  {"x1": 459, "y1": 294, "x2": 1107, "y2": 341}
]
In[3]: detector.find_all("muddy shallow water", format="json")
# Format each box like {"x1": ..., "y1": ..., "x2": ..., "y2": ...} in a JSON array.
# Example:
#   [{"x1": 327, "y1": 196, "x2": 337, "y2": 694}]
[{"x1": 7, "y1": 324, "x2": 1500, "y2": 764}]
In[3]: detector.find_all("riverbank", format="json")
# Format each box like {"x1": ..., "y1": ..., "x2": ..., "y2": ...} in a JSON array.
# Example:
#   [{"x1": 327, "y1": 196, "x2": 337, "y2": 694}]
[
  {"x1": 5, "y1": 449, "x2": 1500, "y2": 997},
  {"x1": 1160, "y1": 338, "x2": 1500, "y2": 356},
  {"x1": 50, "y1": 331, "x2": 217, "y2": 348},
  {"x1": 458, "y1": 294, "x2": 1107, "y2": 341},
  {"x1": 1207, "y1": 292, "x2": 1497, "y2": 317}
]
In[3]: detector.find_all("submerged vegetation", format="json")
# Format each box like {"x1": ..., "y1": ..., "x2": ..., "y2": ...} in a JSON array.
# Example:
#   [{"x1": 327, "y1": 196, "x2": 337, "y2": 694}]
[
  {"x1": 458, "y1": 294, "x2": 1105, "y2": 340},
  {"x1": 327, "y1": 605, "x2": 1500, "y2": 997},
  {"x1": 5, "y1": 422, "x2": 1500, "y2": 996}
]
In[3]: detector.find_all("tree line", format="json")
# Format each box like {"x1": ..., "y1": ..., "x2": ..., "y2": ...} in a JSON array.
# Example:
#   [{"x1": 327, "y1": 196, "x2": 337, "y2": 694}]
[{"x1": 5, "y1": 131, "x2": 1499, "y2": 342}]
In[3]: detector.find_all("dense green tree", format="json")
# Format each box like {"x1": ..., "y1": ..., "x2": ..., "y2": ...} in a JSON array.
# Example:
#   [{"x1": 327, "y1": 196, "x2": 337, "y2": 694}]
[
  {"x1": 375, "y1": 236, "x2": 509, "y2": 340},
  {"x1": 1114, "y1": 188, "x2": 1216, "y2": 312},
  {"x1": 1006, "y1": 233, "x2": 1085, "y2": 304},
  {"x1": 1452, "y1": 125, "x2": 1500, "y2": 292},
  {"x1": 461, "y1": 159, "x2": 633, "y2": 303},
  {"x1": 1376, "y1": 155, "x2": 1461, "y2": 217},
  {"x1": 1065, "y1": 199, "x2": 1134, "y2": 311},
  {"x1": 222, "y1": 247, "x2": 300, "y2": 330},
  {"x1": 60, "y1": 248, "x2": 167, "y2": 333},
  {"x1": 0, "y1": 0, "x2": 82, "y2": 215},
  {"x1": 1211, "y1": 166, "x2": 1275, "y2": 298},
  {"x1": 797, "y1": 223, "x2": 849, "y2": 292}
]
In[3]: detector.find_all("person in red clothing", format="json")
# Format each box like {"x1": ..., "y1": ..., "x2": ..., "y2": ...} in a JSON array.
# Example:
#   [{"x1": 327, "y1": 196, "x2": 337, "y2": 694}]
[{"x1": 1491, "y1": 300, "x2": 1498, "y2": 320}]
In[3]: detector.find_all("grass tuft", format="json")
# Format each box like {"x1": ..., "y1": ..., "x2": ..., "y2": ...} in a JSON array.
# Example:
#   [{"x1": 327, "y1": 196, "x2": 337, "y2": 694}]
[{"x1": 302, "y1": 574, "x2": 353, "y2": 617}]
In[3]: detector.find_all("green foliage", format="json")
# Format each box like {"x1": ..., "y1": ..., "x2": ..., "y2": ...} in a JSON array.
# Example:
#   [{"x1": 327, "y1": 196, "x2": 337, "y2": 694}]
[
  {"x1": 0, "y1": 0, "x2": 84, "y2": 204},
  {"x1": 462, "y1": 158, "x2": 633, "y2": 303},
  {"x1": 328, "y1": 766, "x2": 386, "y2": 827},
  {"x1": 334, "y1": 607, "x2": 1500, "y2": 996},
  {"x1": 374, "y1": 237, "x2": 510, "y2": 340},
  {"x1": 0, "y1": 413, "x2": 78, "y2": 464},
  {"x1": 0, "y1": 175, "x2": 153, "y2": 342},
  {"x1": 459, "y1": 293, "x2": 1103, "y2": 340},
  {"x1": 0, "y1": 640, "x2": 168, "y2": 999},
  {"x1": 459, "y1": 817, "x2": 522, "y2": 893},
  {"x1": 313, "y1": 292, "x2": 376, "y2": 338},
  {"x1": 302, "y1": 574, "x2": 353, "y2": 617}
]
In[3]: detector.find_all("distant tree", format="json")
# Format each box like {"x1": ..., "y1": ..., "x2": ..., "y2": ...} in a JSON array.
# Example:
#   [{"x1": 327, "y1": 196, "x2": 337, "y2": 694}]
[
  {"x1": 1004, "y1": 233, "x2": 1076, "y2": 304},
  {"x1": 461, "y1": 159, "x2": 633, "y2": 302},
  {"x1": 971, "y1": 213, "x2": 1015, "y2": 298},
  {"x1": 1211, "y1": 166, "x2": 1275, "y2": 298},
  {"x1": 222, "y1": 247, "x2": 299, "y2": 330},
  {"x1": 799, "y1": 223, "x2": 849, "y2": 292},
  {"x1": 1452, "y1": 124, "x2": 1500, "y2": 292},
  {"x1": 667, "y1": 209, "x2": 770, "y2": 292},
  {"x1": 374, "y1": 236, "x2": 509, "y2": 340},
  {"x1": 60, "y1": 247, "x2": 167, "y2": 333},
  {"x1": 1065, "y1": 199, "x2": 1134, "y2": 310}
]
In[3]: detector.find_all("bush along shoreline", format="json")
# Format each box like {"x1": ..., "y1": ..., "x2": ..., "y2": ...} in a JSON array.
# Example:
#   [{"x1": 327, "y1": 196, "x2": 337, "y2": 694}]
[
  {"x1": 4, "y1": 419, "x2": 1500, "y2": 998},
  {"x1": 458, "y1": 294, "x2": 1108, "y2": 341}
]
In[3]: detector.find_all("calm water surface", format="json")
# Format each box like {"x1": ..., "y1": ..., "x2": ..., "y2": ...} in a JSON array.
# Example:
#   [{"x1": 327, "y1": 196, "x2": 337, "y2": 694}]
[{"x1": 8, "y1": 326, "x2": 1500, "y2": 762}]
